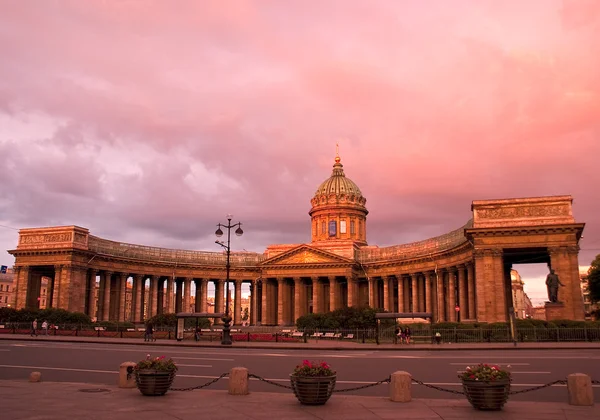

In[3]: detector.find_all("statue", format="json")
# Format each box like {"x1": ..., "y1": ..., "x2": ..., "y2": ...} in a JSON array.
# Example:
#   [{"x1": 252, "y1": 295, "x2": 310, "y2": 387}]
[{"x1": 545, "y1": 268, "x2": 564, "y2": 303}]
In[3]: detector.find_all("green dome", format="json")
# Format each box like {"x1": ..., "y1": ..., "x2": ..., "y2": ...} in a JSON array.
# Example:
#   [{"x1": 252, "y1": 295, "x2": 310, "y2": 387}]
[{"x1": 313, "y1": 156, "x2": 364, "y2": 200}]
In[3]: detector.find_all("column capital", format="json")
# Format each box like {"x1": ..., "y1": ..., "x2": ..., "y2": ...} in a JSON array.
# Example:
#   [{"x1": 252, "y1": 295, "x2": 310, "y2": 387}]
[
  {"x1": 132, "y1": 273, "x2": 143, "y2": 281},
  {"x1": 410, "y1": 272, "x2": 419, "y2": 280},
  {"x1": 311, "y1": 276, "x2": 320, "y2": 283},
  {"x1": 185, "y1": 276, "x2": 193, "y2": 282},
  {"x1": 277, "y1": 277, "x2": 284, "y2": 284}
]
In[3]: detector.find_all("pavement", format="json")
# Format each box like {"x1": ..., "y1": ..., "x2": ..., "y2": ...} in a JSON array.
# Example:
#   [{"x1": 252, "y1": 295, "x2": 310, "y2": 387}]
[
  {"x1": 1, "y1": 334, "x2": 599, "y2": 419},
  {"x1": 1, "y1": 379, "x2": 598, "y2": 420}
]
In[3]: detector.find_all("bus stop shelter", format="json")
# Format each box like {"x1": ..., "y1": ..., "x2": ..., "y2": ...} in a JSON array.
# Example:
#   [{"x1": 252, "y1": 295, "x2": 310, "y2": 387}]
[{"x1": 175, "y1": 312, "x2": 225, "y2": 341}]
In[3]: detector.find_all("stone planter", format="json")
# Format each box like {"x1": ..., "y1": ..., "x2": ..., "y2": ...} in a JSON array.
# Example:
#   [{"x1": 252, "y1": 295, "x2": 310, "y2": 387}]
[
  {"x1": 462, "y1": 378, "x2": 510, "y2": 410},
  {"x1": 290, "y1": 374, "x2": 336, "y2": 405},
  {"x1": 135, "y1": 369, "x2": 176, "y2": 396}
]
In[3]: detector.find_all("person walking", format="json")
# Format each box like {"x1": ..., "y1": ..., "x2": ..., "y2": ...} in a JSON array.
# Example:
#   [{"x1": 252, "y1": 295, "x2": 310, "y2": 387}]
[
  {"x1": 42, "y1": 320, "x2": 48, "y2": 335},
  {"x1": 30, "y1": 319, "x2": 38, "y2": 337},
  {"x1": 144, "y1": 323, "x2": 155, "y2": 342}
]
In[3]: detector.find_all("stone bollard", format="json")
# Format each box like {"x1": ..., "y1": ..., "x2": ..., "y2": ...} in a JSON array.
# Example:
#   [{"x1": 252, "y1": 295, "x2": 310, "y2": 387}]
[
  {"x1": 567, "y1": 373, "x2": 594, "y2": 406},
  {"x1": 29, "y1": 371, "x2": 42, "y2": 382},
  {"x1": 118, "y1": 362, "x2": 137, "y2": 388},
  {"x1": 389, "y1": 371, "x2": 411, "y2": 402},
  {"x1": 229, "y1": 367, "x2": 249, "y2": 395}
]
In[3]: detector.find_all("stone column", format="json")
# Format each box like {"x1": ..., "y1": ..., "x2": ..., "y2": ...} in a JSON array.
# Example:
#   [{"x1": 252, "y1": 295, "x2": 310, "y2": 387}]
[
  {"x1": 215, "y1": 280, "x2": 224, "y2": 315},
  {"x1": 311, "y1": 277, "x2": 321, "y2": 313},
  {"x1": 234, "y1": 280, "x2": 242, "y2": 325},
  {"x1": 194, "y1": 280, "x2": 201, "y2": 312},
  {"x1": 382, "y1": 276, "x2": 390, "y2": 311},
  {"x1": 566, "y1": 246, "x2": 585, "y2": 320},
  {"x1": 132, "y1": 274, "x2": 143, "y2": 323},
  {"x1": 425, "y1": 272, "x2": 433, "y2": 314},
  {"x1": 467, "y1": 263, "x2": 475, "y2": 320},
  {"x1": 368, "y1": 278, "x2": 375, "y2": 308},
  {"x1": 150, "y1": 275, "x2": 159, "y2": 317},
  {"x1": 200, "y1": 279, "x2": 208, "y2": 313},
  {"x1": 417, "y1": 274, "x2": 424, "y2": 312},
  {"x1": 448, "y1": 268, "x2": 456, "y2": 322},
  {"x1": 183, "y1": 277, "x2": 192, "y2": 313},
  {"x1": 277, "y1": 278, "x2": 284, "y2": 325},
  {"x1": 294, "y1": 277, "x2": 303, "y2": 322},
  {"x1": 261, "y1": 280, "x2": 269, "y2": 324},
  {"x1": 347, "y1": 276, "x2": 357, "y2": 308},
  {"x1": 458, "y1": 266, "x2": 467, "y2": 322},
  {"x1": 102, "y1": 271, "x2": 112, "y2": 322},
  {"x1": 436, "y1": 270, "x2": 445, "y2": 322},
  {"x1": 397, "y1": 276, "x2": 404, "y2": 312},
  {"x1": 492, "y1": 249, "x2": 507, "y2": 322},
  {"x1": 164, "y1": 277, "x2": 172, "y2": 313},
  {"x1": 410, "y1": 273, "x2": 418, "y2": 313},
  {"x1": 118, "y1": 273, "x2": 127, "y2": 322},
  {"x1": 329, "y1": 276, "x2": 337, "y2": 312},
  {"x1": 66, "y1": 266, "x2": 87, "y2": 313},
  {"x1": 87, "y1": 270, "x2": 97, "y2": 319}
]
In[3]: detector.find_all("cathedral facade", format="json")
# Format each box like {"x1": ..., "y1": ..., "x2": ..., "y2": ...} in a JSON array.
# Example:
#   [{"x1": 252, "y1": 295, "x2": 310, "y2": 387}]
[{"x1": 8, "y1": 155, "x2": 586, "y2": 324}]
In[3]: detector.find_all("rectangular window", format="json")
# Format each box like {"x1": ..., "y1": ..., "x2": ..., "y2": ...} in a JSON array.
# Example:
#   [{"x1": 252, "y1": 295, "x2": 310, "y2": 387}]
[
  {"x1": 328, "y1": 220, "x2": 337, "y2": 237},
  {"x1": 340, "y1": 220, "x2": 346, "y2": 234},
  {"x1": 350, "y1": 220, "x2": 356, "y2": 235},
  {"x1": 6, "y1": 285, "x2": 9, "y2": 292},
  {"x1": 0, "y1": 285, "x2": 3, "y2": 291}
]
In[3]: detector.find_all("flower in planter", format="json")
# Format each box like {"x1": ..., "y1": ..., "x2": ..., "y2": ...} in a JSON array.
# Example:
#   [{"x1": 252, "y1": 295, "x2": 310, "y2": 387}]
[
  {"x1": 459, "y1": 363, "x2": 510, "y2": 382},
  {"x1": 292, "y1": 360, "x2": 336, "y2": 377},
  {"x1": 135, "y1": 354, "x2": 178, "y2": 372}
]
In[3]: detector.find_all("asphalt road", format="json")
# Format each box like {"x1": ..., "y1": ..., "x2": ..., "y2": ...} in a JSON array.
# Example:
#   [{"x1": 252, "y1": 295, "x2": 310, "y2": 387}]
[{"x1": 1, "y1": 340, "x2": 598, "y2": 402}]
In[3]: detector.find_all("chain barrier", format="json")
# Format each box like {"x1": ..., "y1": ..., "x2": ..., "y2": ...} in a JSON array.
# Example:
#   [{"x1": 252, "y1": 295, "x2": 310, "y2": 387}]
[
  {"x1": 170, "y1": 373, "x2": 229, "y2": 391},
  {"x1": 411, "y1": 378, "x2": 465, "y2": 395},
  {"x1": 169, "y1": 374, "x2": 598, "y2": 394},
  {"x1": 332, "y1": 376, "x2": 391, "y2": 393},
  {"x1": 248, "y1": 373, "x2": 293, "y2": 390},
  {"x1": 508, "y1": 379, "x2": 567, "y2": 395}
]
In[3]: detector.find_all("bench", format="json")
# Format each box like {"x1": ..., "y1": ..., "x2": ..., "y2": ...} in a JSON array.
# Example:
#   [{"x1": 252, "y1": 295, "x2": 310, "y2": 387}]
[
  {"x1": 126, "y1": 328, "x2": 135, "y2": 332},
  {"x1": 94, "y1": 327, "x2": 106, "y2": 331},
  {"x1": 322, "y1": 333, "x2": 335, "y2": 339},
  {"x1": 291, "y1": 332, "x2": 304, "y2": 338},
  {"x1": 311, "y1": 332, "x2": 323, "y2": 338},
  {"x1": 343, "y1": 334, "x2": 354, "y2": 339}
]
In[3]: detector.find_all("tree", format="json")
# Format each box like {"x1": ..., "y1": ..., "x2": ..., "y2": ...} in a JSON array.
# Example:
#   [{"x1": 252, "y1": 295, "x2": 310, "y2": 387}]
[
  {"x1": 588, "y1": 254, "x2": 600, "y2": 303},
  {"x1": 241, "y1": 307, "x2": 249, "y2": 321}
]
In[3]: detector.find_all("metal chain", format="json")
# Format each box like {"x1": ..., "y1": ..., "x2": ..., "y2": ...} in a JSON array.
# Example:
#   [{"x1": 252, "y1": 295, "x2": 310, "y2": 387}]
[
  {"x1": 411, "y1": 378, "x2": 465, "y2": 395},
  {"x1": 248, "y1": 373, "x2": 294, "y2": 390},
  {"x1": 508, "y1": 379, "x2": 566, "y2": 395},
  {"x1": 170, "y1": 373, "x2": 229, "y2": 391},
  {"x1": 592, "y1": 380, "x2": 600, "y2": 385},
  {"x1": 332, "y1": 377, "x2": 390, "y2": 393}
]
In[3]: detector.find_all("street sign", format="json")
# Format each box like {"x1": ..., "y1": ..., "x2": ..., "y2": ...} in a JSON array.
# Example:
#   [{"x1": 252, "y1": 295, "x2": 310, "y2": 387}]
[{"x1": 0, "y1": 265, "x2": 7, "y2": 274}]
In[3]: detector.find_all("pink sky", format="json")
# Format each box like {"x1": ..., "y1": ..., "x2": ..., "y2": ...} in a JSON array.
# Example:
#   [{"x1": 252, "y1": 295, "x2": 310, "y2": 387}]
[{"x1": 1, "y1": 0, "x2": 599, "y2": 304}]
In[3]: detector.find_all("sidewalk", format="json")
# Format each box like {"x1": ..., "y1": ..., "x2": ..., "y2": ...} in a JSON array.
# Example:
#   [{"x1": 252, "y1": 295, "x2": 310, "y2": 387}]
[
  {"x1": 1, "y1": 379, "x2": 597, "y2": 420},
  {"x1": 2, "y1": 332, "x2": 600, "y2": 351}
]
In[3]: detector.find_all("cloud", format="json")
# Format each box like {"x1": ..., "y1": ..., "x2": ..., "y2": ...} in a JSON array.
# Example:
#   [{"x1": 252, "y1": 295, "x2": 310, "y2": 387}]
[{"x1": 0, "y1": 0, "x2": 599, "y2": 296}]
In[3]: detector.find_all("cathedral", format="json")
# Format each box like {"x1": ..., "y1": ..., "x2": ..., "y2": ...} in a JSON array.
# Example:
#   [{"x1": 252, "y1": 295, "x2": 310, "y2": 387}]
[{"x1": 8, "y1": 154, "x2": 586, "y2": 325}]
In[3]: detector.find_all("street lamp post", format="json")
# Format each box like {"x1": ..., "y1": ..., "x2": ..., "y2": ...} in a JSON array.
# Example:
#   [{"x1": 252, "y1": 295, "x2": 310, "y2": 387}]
[{"x1": 215, "y1": 214, "x2": 243, "y2": 345}]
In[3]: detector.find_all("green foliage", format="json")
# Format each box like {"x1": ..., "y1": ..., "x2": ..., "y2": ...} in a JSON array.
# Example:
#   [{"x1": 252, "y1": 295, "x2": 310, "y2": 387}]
[
  {"x1": 242, "y1": 307, "x2": 249, "y2": 321},
  {"x1": 588, "y1": 254, "x2": 600, "y2": 303},
  {"x1": 295, "y1": 307, "x2": 383, "y2": 330},
  {"x1": 146, "y1": 313, "x2": 211, "y2": 329},
  {"x1": 0, "y1": 308, "x2": 91, "y2": 324},
  {"x1": 134, "y1": 354, "x2": 178, "y2": 372},
  {"x1": 292, "y1": 360, "x2": 335, "y2": 377},
  {"x1": 459, "y1": 363, "x2": 511, "y2": 382},
  {"x1": 147, "y1": 313, "x2": 177, "y2": 327}
]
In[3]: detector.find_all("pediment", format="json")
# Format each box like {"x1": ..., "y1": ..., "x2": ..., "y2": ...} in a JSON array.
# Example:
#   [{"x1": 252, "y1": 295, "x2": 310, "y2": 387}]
[{"x1": 261, "y1": 245, "x2": 353, "y2": 266}]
